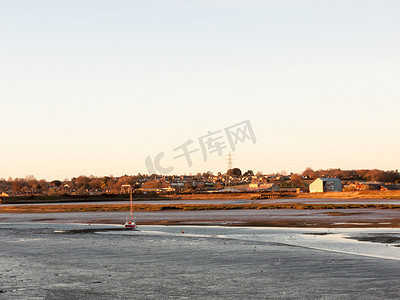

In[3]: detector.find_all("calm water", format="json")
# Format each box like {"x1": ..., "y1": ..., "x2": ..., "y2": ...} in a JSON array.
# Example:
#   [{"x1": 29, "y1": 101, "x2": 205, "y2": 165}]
[{"x1": 1, "y1": 223, "x2": 400, "y2": 299}]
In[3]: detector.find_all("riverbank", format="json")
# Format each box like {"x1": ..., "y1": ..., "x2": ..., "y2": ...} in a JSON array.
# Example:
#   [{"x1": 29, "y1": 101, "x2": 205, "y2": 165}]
[
  {"x1": 2, "y1": 190, "x2": 400, "y2": 204},
  {"x1": 294, "y1": 190, "x2": 400, "y2": 200},
  {"x1": 2, "y1": 202, "x2": 400, "y2": 214}
]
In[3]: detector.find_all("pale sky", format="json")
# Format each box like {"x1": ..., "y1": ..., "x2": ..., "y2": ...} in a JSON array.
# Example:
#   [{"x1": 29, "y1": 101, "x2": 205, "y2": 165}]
[{"x1": 1, "y1": 0, "x2": 399, "y2": 180}]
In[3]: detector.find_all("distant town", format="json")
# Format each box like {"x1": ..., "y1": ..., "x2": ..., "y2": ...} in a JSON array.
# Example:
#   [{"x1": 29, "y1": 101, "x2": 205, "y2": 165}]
[{"x1": 1, "y1": 168, "x2": 399, "y2": 199}]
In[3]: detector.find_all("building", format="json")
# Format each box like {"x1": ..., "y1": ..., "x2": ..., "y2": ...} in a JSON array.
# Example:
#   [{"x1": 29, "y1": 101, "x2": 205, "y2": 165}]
[
  {"x1": 380, "y1": 184, "x2": 400, "y2": 191},
  {"x1": 309, "y1": 178, "x2": 342, "y2": 193},
  {"x1": 0, "y1": 192, "x2": 9, "y2": 202},
  {"x1": 140, "y1": 187, "x2": 175, "y2": 194},
  {"x1": 248, "y1": 183, "x2": 280, "y2": 192}
]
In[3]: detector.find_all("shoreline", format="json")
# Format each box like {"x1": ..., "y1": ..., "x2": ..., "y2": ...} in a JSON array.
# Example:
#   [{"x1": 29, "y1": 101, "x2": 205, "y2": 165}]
[
  {"x1": 2, "y1": 202, "x2": 400, "y2": 213},
  {"x1": 2, "y1": 190, "x2": 400, "y2": 204}
]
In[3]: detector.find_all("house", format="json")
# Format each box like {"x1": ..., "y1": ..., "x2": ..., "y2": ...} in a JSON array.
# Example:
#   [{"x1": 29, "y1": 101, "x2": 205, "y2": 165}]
[
  {"x1": 309, "y1": 178, "x2": 342, "y2": 193},
  {"x1": 249, "y1": 182, "x2": 261, "y2": 189},
  {"x1": 0, "y1": 192, "x2": 9, "y2": 202},
  {"x1": 248, "y1": 183, "x2": 280, "y2": 192},
  {"x1": 140, "y1": 186, "x2": 175, "y2": 194}
]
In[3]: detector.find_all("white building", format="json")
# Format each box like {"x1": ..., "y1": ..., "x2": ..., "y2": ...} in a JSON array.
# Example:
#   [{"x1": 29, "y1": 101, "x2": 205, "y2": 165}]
[
  {"x1": 309, "y1": 178, "x2": 342, "y2": 193},
  {"x1": 248, "y1": 183, "x2": 280, "y2": 192}
]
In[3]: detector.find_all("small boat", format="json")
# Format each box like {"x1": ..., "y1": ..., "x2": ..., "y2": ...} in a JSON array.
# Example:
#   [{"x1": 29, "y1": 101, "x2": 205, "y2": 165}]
[
  {"x1": 125, "y1": 187, "x2": 137, "y2": 230},
  {"x1": 125, "y1": 219, "x2": 136, "y2": 229}
]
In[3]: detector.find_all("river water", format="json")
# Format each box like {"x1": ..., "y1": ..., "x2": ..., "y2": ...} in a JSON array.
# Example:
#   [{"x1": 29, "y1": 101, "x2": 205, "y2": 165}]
[{"x1": 3, "y1": 198, "x2": 400, "y2": 206}]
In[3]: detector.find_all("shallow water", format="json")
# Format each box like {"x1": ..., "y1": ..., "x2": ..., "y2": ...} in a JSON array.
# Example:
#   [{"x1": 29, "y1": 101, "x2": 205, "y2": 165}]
[{"x1": 104, "y1": 225, "x2": 400, "y2": 261}]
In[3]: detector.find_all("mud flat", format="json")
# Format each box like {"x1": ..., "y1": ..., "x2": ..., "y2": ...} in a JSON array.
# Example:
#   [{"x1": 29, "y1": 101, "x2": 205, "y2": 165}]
[
  {"x1": 2, "y1": 208, "x2": 400, "y2": 228},
  {"x1": 1, "y1": 223, "x2": 400, "y2": 299}
]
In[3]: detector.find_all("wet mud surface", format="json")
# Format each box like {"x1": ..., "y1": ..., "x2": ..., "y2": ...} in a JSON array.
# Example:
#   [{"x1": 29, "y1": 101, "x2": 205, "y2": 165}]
[
  {"x1": 1, "y1": 224, "x2": 400, "y2": 299},
  {"x1": 2, "y1": 208, "x2": 400, "y2": 228},
  {"x1": 346, "y1": 233, "x2": 400, "y2": 244}
]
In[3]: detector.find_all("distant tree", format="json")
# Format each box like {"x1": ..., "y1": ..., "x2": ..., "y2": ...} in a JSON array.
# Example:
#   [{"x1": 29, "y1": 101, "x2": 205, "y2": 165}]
[
  {"x1": 356, "y1": 169, "x2": 369, "y2": 180},
  {"x1": 243, "y1": 170, "x2": 254, "y2": 177},
  {"x1": 74, "y1": 176, "x2": 90, "y2": 189},
  {"x1": 106, "y1": 177, "x2": 118, "y2": 192},
  {"x1": 227, "y1": 168, "x2": 242, "y2": 177},
  {"x1": 280, "y1": 170, "x2": 288, "y2": 176},
  {"x1": 143, "y1": 180, "x2": 165, "y2": 189},
  {"x1": 290, "y1": 174, "x2": 303, "y2": 187},
  {"x1": 51, "y1": 180, "x2": 62, "y2": 188},
  {"x1": 302, "y1": 167, "x2": 315, "y2": 179},
  {"x1": 364, "y1": 169, "x2": 399, "y2": 183},
  {"x1": 11, "y1": 178, "x2": 25, "y2": 192},
  {"x1": 26, "y1": 176, "x2": 39, "y2": 191},
  {"x1": 101, "y1": 176, "x2": 111, "y2": 189},
  {"x1": 117, "y1": 176, "x2": 134, "y2": 186},
  {"x1": 90, "y1": 178, "x2": 102, "y2": 189},
  {"x1": 202, "y1": 171, "x2": 213, "y2": 178},
  {"x1": 38, "y1": 179, "x2": 48, "y2": 191},
  {"x1": 25, "y1": 175, "x2": 35, "y2": 181},
  {"x1": 341, "y1": 170, "x2": 360, "y2": 180}
]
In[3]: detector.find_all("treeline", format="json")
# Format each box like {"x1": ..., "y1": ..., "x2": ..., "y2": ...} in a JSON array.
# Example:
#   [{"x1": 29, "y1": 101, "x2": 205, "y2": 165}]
[
  {"x1": 0, "y1": 175, "x2": 143, "y2": 195},
  {"x1": 301, "y1": 168, "x2": 400, "y2": 183},
  {"x1": 1, "y1": 168, "x2": 399, "y2": 196}
]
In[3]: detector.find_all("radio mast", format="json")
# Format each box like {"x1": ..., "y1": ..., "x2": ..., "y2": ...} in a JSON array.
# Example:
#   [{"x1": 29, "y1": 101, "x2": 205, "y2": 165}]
[{"x1": 226, "y1": 152, "x2": 233, "y2": 187}]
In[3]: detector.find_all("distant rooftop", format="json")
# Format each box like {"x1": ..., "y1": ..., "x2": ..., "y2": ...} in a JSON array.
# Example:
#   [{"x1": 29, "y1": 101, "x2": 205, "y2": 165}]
[{"x1": 318, "y1": 178, "x2": 341, "y2": 182}]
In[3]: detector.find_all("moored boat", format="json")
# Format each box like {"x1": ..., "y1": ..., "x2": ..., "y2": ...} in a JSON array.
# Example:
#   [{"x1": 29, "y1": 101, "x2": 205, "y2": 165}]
[
  {"x1": 125, "y1": 219, "x2": 136, "y2": 229},
  {"x1": 124, "y1": 186, "x2": 137, "y2": 230}
]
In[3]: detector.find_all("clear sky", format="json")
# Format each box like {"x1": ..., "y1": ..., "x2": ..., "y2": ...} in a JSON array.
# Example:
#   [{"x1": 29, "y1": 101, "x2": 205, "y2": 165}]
[{"x1": 1, "y1": 0, "x2": 399, "y2": 180}]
